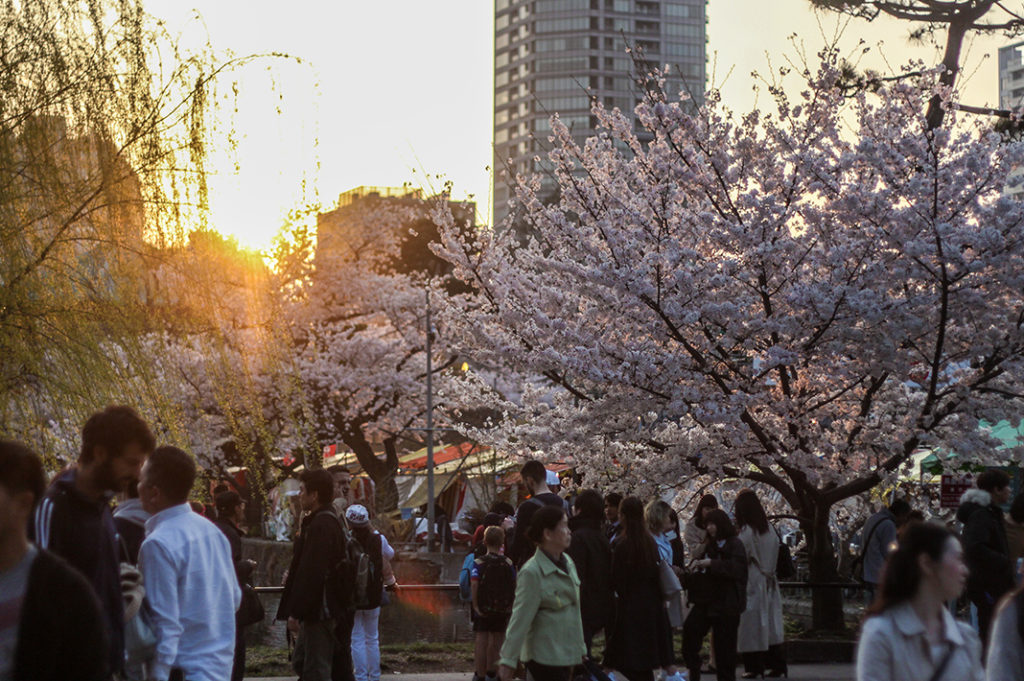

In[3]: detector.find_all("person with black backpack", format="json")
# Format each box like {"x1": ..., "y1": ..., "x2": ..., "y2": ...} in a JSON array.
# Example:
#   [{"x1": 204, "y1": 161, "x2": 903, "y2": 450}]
[
  {"x1": 277, "y1": 469, "x2": 347, "y2": 681},
  {"x1": 345, "y1": 504, "x2": 394, "y2": 681},
  {"x1": 471, "y1": 525, "x2": 517, "y2": 681},
  {"x1": 857, "y1": 499, "x2": 912, "y2": 604}
]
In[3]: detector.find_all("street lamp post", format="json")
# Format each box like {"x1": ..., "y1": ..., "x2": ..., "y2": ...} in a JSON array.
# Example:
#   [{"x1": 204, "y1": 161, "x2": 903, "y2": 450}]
[{"x1": 425, "y1": 289, "x2": 436, "y2": 552}]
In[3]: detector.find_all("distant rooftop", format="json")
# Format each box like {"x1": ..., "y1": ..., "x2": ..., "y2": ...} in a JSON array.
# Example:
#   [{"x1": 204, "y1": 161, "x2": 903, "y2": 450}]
[{"x1": 336, "y1": 185, "x2": 423, "y2": 208}]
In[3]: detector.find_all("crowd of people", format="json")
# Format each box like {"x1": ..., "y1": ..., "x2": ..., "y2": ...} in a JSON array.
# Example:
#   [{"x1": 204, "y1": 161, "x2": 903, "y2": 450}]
[
  {"x1": 0, "y1": 405, "x2": 394, "y2": 681},
  {"x1": 1, "y1": 407, "x2": 1023, "y2": 681},
  {"x1": 855, "y1": 469, "x2": 1024, "y2": 681},
  {"x1": 469, "y1": 461, "x2": 1024, "y2": 681},
  {"x1": 464, "y1": 460, "x2": 787, "y2": 681}
]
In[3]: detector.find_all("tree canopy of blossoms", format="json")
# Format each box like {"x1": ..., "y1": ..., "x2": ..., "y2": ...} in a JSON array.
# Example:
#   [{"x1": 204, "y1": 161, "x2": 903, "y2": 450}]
[
  {"x1": 435, "y1": 50, "x2": 1024, "y2": 628},
  {"x1": 277, "y1": 198, "x2": 463, "y2": 512}
]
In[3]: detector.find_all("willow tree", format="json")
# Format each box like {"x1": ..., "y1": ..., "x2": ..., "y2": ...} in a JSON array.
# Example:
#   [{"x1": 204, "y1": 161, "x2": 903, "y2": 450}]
[{"x1": 0, "y1": 0, "x2": 252, "y2": 442}]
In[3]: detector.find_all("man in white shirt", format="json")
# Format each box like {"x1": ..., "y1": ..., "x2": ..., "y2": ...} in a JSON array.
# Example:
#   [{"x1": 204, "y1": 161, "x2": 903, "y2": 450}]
[{"x1": 138, "y1": 446, "x2": 241, "y2": 681}]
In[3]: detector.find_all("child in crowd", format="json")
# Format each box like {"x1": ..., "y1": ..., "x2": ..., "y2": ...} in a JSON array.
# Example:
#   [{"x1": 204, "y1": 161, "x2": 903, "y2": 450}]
[{"x1": 471, "y1": 526, "x2": 517, "y2": 681}]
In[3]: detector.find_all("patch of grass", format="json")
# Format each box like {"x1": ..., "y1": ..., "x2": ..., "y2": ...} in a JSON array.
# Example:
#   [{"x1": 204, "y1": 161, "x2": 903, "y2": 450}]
[{"x1": 246, "y1": 645, "x2": 293, "y2": 677}]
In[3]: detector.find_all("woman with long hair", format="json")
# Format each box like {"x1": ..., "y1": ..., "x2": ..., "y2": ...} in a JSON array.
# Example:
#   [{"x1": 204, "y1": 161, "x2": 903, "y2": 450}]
[
  {"x1": 856, "y1": 522, "x2": 981, "y2": 681},
  {"x1": 733, "y1": 490, "x2": 786, "y2": 679},
  {"x1": 682, "y1": 508, "x2": 747, "y2": 681},
  {"x1": 604, "y1": 497, "x2": 676, "y2": 681},
  {"x1": 497, "y1": 505, "x2": 585, "y2": 681},
  {"x1": 567, "y1": 488, "x2": 613, "y2": 654},
  {"x1": 685, "y1": 494, "x2": 719, "y2": 560}
]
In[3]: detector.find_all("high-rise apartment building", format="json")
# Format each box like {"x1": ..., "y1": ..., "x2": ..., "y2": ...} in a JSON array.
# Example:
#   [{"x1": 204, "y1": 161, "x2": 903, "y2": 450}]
[
  {"x1": 999, "y1": 41, "x2": 1024, "y2": 111},
  {"x1": 998, "y1": 41, "x2": 1024, "y2": 198},
  {"x1": 493, "y1": 0, "x2": 707, "y2": 226}
]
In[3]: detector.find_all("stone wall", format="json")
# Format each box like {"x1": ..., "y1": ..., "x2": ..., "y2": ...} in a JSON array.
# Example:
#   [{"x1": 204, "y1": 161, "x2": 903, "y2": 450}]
[{"x1": 241, "y1": 539, "x2": 473, "y2": 648}]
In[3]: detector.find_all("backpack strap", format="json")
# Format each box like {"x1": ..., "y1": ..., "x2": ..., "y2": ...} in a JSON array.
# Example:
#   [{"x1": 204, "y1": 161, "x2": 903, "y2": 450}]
[
  {"x1": 855, "y1": 515, "x2": 890, "y2": 567},
  {"x1": 927, "y1": 643, "x2": 955, "y2": 681}
]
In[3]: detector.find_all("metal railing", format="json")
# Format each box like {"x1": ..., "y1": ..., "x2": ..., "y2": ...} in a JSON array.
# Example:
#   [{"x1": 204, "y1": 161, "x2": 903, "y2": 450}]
[{"x1": 255, "y1": 582, "x2": 863, "y2": 594}]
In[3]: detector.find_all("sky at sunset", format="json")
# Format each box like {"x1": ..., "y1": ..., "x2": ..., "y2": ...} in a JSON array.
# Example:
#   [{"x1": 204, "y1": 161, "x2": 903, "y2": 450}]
[{"x1": 146, "y1": 0, "x2": 1012, "y2": 250}]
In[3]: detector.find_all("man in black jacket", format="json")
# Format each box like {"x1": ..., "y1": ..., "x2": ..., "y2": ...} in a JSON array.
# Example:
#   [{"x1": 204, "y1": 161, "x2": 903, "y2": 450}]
[
  {"x1": 957, "y1": 469, "x2": 1014, "y2": 647},
  {"x1": 29, "y1": 405, "x2": 154, "y2": 675},
  {"x1": 508, "y1": 460, "x2": 568, "y2": 567},
  {"x1": 277, "y1": 469, "x2": 347, "y2": 681},
  {"x1": 0, "y1": 440, "x2": 109, "y2": 681}
]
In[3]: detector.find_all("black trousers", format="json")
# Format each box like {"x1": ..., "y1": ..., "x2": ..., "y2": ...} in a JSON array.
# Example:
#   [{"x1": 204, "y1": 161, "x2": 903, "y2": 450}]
[
  {"x1": 332, "y1": 609, "x2": 356, "y2": 681},
  {"x1": 682, "y1": 605, "x2": 739, "y2": 681},
  {"x1": 740, "y1": 645, "x2": 787, "y2": 675},
  {"x1": 973, "y1": 596, "x2": 1000, "y2": 653},
  {"x1": 231, "y1": 624, "x2": 246, "y2": 681},
  {"x1": 525, "y1": 660, "x2": 572, "y2": 681}
]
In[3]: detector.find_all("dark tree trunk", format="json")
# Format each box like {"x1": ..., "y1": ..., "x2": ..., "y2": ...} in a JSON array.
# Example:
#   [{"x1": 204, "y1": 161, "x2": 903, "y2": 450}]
[
  {"x1": 925, "y1": 18, "x2": 970, "y2": 130},
  {"x1": 342, "y1": 427, "x2": 400, "y2": 515},
  {"x1": 801, "y1": 502, "x2": 846, "y2": 631}
]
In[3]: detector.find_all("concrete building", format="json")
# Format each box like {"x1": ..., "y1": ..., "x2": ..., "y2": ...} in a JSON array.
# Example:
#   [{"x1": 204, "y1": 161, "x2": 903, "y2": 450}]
[
  {"x1": 998, "y1": 41, "x2": 1024, "y2": 198},
  {"x1": 316, "y1": 185, "x2": 477, "y2": 282},
  {"x1": 492, "y1": 0, "x2": 707, "y2": 226}
]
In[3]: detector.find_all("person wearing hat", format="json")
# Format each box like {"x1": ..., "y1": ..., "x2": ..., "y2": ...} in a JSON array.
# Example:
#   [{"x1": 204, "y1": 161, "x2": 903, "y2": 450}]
[{"x1": 345, "y1": 504, "x2": 395, "y2": 681}]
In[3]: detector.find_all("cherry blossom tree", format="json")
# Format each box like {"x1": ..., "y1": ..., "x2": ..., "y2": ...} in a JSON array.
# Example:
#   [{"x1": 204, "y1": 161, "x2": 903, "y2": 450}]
[
  {"x1": 276, "y1": 196, "x2": 468, "y2": 514},
  {"x1": 434, "y1": 50, "x2": 1024, "y2": 629}
]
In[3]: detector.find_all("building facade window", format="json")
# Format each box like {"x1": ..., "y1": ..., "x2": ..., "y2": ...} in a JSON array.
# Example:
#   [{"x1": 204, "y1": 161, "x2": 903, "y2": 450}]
[
  {"x1": 663, "y1": 22, "x2": 701, "y2": 38},
  {"x1": 536, "y1": 76, "x2": 590, "y2": 92},
  {"x1": 663, "y1": 41, "x2": 702, "y2": 57},
  {"x1": 534, "y1": 114, "x2": 591, "y2": 132},
  {"x1": 536, "y1": 0, "x2": 591, "y2": 11},
  {"x1": 536, "y1": 17, "x2": 590, "y2": 33},
  {"x1": 663, "y1": 2, "x2": 695, "y2": 18},
  {"x1": 605, "y1": 17, "x2": 632, "y2": 31},
  {"x1": 538, "y1": 95, "x2": 592, "y2": 113},
  {"x1": 536, "y1": 36, "x2": 591, "y2": 51},
  {"x1": 536, "y1": 56, "x2": 590, "y2": 73}
]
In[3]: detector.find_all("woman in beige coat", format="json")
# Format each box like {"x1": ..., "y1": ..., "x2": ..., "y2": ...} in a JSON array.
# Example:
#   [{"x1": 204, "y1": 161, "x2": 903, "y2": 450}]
[
  {"x1": 734, "y1": 490, "x2": 785, "y2": 679},
  {"x1": 856, "y1": 522, "x2": 982, "y2": 681}
]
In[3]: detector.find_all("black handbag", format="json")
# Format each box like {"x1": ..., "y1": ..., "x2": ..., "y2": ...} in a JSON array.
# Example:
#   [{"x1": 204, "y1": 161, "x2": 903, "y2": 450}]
[
  {"x1": 773, "y1": 527, "x2": 796, "y2": 580},
  {"x1": 682, "y1": 568, "x2": 712, "y2": 604},
  {"x1": 238, "y1": 583, "x2": 265, "y2": 627}
]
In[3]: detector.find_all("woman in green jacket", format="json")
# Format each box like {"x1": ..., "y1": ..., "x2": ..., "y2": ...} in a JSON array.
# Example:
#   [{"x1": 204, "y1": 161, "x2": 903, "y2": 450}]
[{"x1": 498, "y1": 504, "x2": 586, "y2": 681}]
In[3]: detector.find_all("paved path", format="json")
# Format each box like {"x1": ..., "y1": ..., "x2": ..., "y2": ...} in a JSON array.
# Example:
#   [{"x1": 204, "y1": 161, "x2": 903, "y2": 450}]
[{"x1": 246, "y1": 665, "x2": 855, "y2": 681}]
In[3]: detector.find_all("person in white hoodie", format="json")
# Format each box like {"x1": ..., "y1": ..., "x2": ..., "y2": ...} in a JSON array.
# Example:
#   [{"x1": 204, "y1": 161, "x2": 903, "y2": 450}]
[{"x1": 113, "y1": 482, "x2": 150, "y2": 564}]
